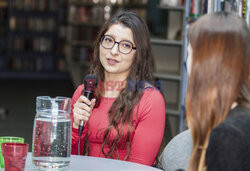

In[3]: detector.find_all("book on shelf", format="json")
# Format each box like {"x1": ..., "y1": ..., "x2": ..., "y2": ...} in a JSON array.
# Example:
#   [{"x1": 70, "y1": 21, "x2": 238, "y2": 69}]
[
  {"x1": 68, "y1": 0, "x2": 148, "y2": 22},
  {"x1": 68, "y1": 26, "x2": 99, "y2": 42},
  {"x1": 188, "y1": 0, "x2": 250, "y2": 27},
  {"x1": 10, "y1": 37, "x2": 54, "y2": 52},
  {"x1": 159, "y1": 0, "x2": 182, "y2": 7},
  {"x1": 77, "y1": 6, "x2": 92, "y2": 22},
  {"x1": 10, "y1": 56, "x2": 46, "y2": 72},
  {"x1": 221, "y1": 0, "x2": 249, "y2": 27},
  {"x1": 70, "y1": 46, "x2": 92, "y2": 62},
  {"x1": 0, "y1": 2, "x2": 7, "y2": 70},
  {"x1": 9, "y1": 17, "x2": 56, "y2": 33},
  {"x1": 247, "y1": 0, "x2": 250, "y2": 27},
  {"x1": 0, "y1": 0, "x2": 7, "y2": 8},
  {"x1": 4, "y1": 0, "x2": 69, "y2": 74},
  {"x1": 189, "y1": 0, "x2": 213, "y2": 17},
  {"x1": 11, "y1": 0, "x2": 57, "y2": 12},
  {"x1": 69, "y1": 4, "x2": 104, "y2": 23}
]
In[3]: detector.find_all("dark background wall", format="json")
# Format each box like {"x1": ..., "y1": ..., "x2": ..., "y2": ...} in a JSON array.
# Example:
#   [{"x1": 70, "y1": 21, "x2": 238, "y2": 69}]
[{"x1": 0, "y1": 78, "x2": 75, "y2": 151}]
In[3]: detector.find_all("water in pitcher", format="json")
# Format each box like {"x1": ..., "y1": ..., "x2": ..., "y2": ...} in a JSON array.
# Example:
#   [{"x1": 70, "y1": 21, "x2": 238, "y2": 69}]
[{"x1": 32, "y1": 96, "x2": 71, "y2": 169}]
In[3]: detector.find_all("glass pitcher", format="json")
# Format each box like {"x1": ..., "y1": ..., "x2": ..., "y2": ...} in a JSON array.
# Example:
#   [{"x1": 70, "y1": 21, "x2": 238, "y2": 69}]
[{"x1": 32, "y1": 96, "x2": 71, "y2": 169}]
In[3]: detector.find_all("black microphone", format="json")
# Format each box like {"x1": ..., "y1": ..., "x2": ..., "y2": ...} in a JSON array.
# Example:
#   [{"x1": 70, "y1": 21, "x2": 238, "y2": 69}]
[{"x1": 78, "y1": 74, "x2": 98, "y2": 137}]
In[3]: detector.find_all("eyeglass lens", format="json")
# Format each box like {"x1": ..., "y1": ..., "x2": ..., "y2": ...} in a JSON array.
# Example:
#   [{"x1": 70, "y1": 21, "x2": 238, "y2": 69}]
[{"x1": 101, "y1": 35, "x2": 134, "y2": 54}]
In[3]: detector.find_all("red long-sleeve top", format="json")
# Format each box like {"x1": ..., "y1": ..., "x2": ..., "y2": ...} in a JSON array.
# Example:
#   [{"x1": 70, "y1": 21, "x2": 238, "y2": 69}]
[{"x1": 71, "y1": 85, "x2": 165, "y2": 166}]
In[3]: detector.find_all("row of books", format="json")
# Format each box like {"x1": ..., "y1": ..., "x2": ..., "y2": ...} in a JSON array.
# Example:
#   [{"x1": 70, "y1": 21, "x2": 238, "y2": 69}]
[
  {"x1": 10, "y1": 56, "x2": 44, "y2": 71},
  {"x1": 68, "y1": 4, "x2": 147, "y2": 23},
  {"x1": 70, "y1": 0, "x2": 147, "y2": 5},
  {"x1": 68, "y1": 6, "x2": 105, "y2": 23},
  {"x1": 10, "y1": 37, "x2": 55, "y2": 52},
  {"x1": 7, "y1": 54, "x2": 67, "y2": 72},
  {"x1": 247, "y1": 0, "x2": 250, "y2": 26},
  {"x1": 70, "y1": 46, "x2": 92, "y2": 62},
  {"x1": 239, "y1": 0, "x2": 250, "y2": 27},
  {"x1": 189, "y1": 0, "x2": 222, "y2": 17},
  {"x1": 221, "y1": 0, "x2": 249, "y2": 21},
  {"x1": 4, "y1": 56, "x2": 66, "y2": 72},
  {"x1": 9, "y1": 17, "x2": 56, "y2": 32},
  {"x1": 189, "y1": 0, "x2": 250, "y2": 24},
  {"x1": 10, "y1": 0, "x2": 58, "y2": 11},
  {"x1": 0, "y1": 0, "x2": 68, "y2": 73},
  {"x1": 0, "y1": 8, "x2": 7, "y2": 34},
  {"x1": 0, "y1": 8, "x2": 7, "y2": 18},
  {"x1": 0, "y1": 7, "x2": 7, "y2": 58},
  {"x1": 67, "y1": 26, "x2": 99, "y2": 42},
  {"x1": 9, "y1": 55, "x2": 67, "y2": 72}
]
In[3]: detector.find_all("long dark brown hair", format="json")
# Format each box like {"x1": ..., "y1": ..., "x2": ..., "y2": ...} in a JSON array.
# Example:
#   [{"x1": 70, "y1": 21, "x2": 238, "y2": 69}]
[
  {"x1": 83, "y1": 11, "x2": 154, "y2": 159},
  {"x1": 186, "y1": 12, "x2": 250, "y2": 171}
]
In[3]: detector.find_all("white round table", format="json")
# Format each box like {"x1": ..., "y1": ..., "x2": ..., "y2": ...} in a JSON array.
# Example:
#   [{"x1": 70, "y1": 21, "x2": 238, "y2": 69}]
[{"x1": 23, "y1": 153, "x2": 162, "y2": 171}]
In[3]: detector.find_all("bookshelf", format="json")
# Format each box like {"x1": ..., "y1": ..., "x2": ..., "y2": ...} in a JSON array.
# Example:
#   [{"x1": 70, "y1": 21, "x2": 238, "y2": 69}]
[
  {"x1": 186, "y1": 0, "x2": 249, "y2": 24},
  {"x1": 177, "y1": 0, "x2": 250, "y2": 134},
  {"x1": 0, "y1": 0, "x2": 69, "y2": 80},
  {"x1": 0, "y1": 0, "x2": 7, "y2": 71},
  {"x1": 66, "y1": 0, "x2": 148, "y2": 87},
  {"x1": 152, "y1": 0, "x2": 250, "y2": 140},
  {"x1": 150, "y1": 0, "x2": 186, "y2": 139}
]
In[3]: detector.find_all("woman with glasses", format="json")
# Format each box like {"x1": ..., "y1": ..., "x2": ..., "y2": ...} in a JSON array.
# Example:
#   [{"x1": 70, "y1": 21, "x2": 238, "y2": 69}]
[{"x1": 70, "y1": 11, "x2": 165, "y2": 166}]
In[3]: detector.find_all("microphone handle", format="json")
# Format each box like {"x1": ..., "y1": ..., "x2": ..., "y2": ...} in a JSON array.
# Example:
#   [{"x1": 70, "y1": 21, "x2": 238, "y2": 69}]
[
  {"x1": 80, "y1": 120, "x2": 85, "y2": 127},
  {"x1": 84, "y1": 90, "x2": 93, "y2": 100},
  {"x1": 79, "y1": 90, "x2": 93, "y2": 133}
]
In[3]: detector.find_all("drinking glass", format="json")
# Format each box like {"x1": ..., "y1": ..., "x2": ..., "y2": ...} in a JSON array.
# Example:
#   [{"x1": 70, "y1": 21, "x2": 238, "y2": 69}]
[
  {"x1": 0, "y1": 136, "x2": 24, "y2": 168},
  {"x1": 1, "y1": 143, "x2": 29, "y2": 171}
]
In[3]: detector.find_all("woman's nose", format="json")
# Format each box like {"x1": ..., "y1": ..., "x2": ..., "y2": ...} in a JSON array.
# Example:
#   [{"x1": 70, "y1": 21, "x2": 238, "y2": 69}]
[{"x1": 111, "y1": 42, "x2": 119, "y2": 55}]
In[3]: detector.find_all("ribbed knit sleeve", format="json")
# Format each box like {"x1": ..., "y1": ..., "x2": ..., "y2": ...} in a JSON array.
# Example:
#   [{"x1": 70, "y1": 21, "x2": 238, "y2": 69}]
[{"x1": 128, "y1": 89, "x2": 165, "y2": 165}]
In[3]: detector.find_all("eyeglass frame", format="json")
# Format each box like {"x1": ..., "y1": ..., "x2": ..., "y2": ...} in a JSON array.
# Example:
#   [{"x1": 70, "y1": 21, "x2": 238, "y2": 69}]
[{"x1": 100, "y1": 35, "x2": 136, "y2": 54}]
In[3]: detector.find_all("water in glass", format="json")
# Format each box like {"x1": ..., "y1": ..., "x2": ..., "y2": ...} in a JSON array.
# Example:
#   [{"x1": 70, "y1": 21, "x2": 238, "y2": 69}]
[{"x1": 32, "y1": 96, "x2": 71, "y2": 169}]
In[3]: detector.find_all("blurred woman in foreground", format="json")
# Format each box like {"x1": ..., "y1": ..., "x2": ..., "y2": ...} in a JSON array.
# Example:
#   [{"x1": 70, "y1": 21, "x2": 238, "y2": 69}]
[{"x1": 186, "y1": 12, "x2": 250, "y2": 171}]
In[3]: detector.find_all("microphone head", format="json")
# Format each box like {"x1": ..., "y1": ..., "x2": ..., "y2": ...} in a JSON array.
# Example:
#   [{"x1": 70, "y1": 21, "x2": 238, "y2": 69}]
[{"x1": 84, "y1": 74, "x2": 98, "y2": 91}]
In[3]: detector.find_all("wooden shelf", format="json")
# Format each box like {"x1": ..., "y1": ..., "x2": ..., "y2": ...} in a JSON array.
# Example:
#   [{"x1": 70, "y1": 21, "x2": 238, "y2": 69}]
[
  {"x1": 68, "y1": 61, "x2": 90, "y2": 67},
  {"x1": 68, "y1": 0, "x2": 147, "y2": 8},
  {"x1": 8, "y1": 31, "x2": 57, "y2": 38},
  {"x1": 153, "y1": 72, "x2": 181, "y2": 81},
  {"x1": 151, "y1": 38, "x2": 183, "y2": 46},
  {"x1": 68, "y1": 0, "x2": 102, "y2": 6},
  {"x1": 1, "y1": 1, "x2": 68, "y2": 78},
  {"x1": 0, "y1": 1, "x2": 7, "y2": 8},
  {"x1": 165, "y1": 103, "x2": 180, "y2": 116},
  {"x1": 8, "y1": 52, "x2": 55, "y2": 57},
  {"x1": 122, "y1": 4, "x2": 147, "y2": 9},
  {"x1": 68, "y1": 21, "x2": 103, "y2": 27},
  {"x1": 166, "y1": 103, "x2": 180, "y2": 116},
  {"x1": 166, "y1": 109, "x2": 180, "y2": 116},
  {"x1": 0, "y1": 71, "x2": 70, "y2": 80},
  {"x1": 67, "y1": 40, "x2": 93, "y2": 47},
  {"x1": 9, "y1": 10, "x2": 57, "y2": 18},
  {"x1": 157, "y1": 5, "x2": 185, "y2": 11}
]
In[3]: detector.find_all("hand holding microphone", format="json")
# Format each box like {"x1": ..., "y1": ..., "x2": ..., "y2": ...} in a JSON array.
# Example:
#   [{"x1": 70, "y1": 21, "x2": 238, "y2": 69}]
[
  {"x1": 72, "y1": 96, "x2": 96, "y2": 129},
  {"x1": 72, "y1": 74, "x2": 98, "y2": 135}
]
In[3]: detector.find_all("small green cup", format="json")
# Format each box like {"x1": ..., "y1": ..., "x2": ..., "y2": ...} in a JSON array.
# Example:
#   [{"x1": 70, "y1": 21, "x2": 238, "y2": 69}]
[{"x1": 0, "y1": 137, "x2": 24, "y2": 168}]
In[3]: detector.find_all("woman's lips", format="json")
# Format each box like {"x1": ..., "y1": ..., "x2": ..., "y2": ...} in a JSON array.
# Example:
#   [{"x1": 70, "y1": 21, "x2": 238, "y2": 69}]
[{"x1": 107, "y1": 58, "x2": 119, "y2": 65}]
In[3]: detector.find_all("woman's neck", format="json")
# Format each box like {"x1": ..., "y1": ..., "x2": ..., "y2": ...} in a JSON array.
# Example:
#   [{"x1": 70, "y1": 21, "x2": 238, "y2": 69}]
[
  {"x1": 102, "y1": 72, "x2": 127, "y2": 98},
  {"x1": 104, "y1": 72, "x2": 128, "y2": 82}
]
